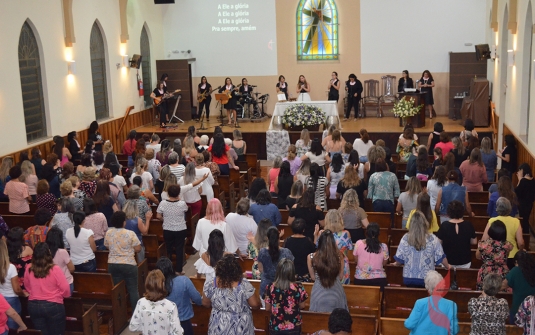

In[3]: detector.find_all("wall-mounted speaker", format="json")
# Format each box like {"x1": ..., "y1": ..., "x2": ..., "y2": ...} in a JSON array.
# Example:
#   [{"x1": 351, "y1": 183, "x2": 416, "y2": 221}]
[
  {"x1": 154, "y1": 0, "x2": 174, "y2": 4},
  {"x1": 130, "y1": 54, "x2": 142, "y2": 69}
]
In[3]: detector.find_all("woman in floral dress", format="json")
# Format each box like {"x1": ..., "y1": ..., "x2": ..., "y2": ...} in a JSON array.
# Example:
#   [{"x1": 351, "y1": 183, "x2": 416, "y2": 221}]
[
  {"x1": 316, "y1": 209, "x2": 353, "y2": 284},
  {"x1": 476, "y1": 220, "x2": 512, "y2": 290},
  {"x1": 397, "y1": 126, "x2": 418, "y2": 163}
]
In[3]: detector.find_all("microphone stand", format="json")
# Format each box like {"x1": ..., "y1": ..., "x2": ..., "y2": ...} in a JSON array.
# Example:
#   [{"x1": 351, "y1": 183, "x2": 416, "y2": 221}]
[{"x1": 198, "y1": 102, "x2": 208, "y2": 130}]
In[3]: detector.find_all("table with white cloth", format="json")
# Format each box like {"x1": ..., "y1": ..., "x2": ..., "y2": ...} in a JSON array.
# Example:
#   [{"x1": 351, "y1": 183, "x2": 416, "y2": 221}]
[
  {"x1": 268, "y1": 101, "x2": 341, "y2": 130},
  {"x1": 266, "y1": 130, "x2": 291, "y2": 161}
]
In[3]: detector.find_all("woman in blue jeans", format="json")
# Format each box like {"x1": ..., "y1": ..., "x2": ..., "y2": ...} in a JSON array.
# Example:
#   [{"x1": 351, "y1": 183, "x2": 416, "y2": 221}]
[
  {"x1": 156, "y1": 257, "x2": 202, "y2": 335},
  {"x1": 104, "y1": 211, "x2": 142, "y2": 309},
  {"x1": 367, "y1": 158, "x2": 400, "y2": 216},
  {"x1": 0, "y1": 240, "x2": 26, "y2": 330}
]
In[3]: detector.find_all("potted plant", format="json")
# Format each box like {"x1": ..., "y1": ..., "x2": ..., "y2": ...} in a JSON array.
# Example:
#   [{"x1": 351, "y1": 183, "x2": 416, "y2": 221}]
[
  {"x1": 392, "y1": 97, "x2": 423, "y2": 126},
  {"x1": 281, "y1": 104, "x2": 326, "y2": 131}
]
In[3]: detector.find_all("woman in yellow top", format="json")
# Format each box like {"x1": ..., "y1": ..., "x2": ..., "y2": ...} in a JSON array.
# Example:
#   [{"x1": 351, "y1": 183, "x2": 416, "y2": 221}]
[{"x1": 406, "y1": 193, "x2": 439, "y2": 232}]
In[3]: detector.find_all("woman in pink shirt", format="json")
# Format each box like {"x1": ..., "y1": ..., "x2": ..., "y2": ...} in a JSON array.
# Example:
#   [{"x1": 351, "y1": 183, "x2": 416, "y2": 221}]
[
  {"x1": 459, "y1": 148, "x2": 488, "y2": 192},
  {"x1": 268, "y1": 157, "x2": 282, "y2": 195},
  {"x1": 3, "y1": 166, "x2": 31, "y2": 214},
  {"x1": 434, "y1": 131, "x2": 454, "y2": 159},
  {"x1": 352, "y1": 222, "x2": 389, "y2": 289},
  {"x1": 24, "y1": 242, "x2": 71, "y2": 335}
]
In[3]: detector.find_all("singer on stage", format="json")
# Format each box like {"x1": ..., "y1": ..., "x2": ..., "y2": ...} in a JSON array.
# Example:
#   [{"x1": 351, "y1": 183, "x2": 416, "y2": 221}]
[
  {"x1": 218, "y1": 78, "x2": 238, "y2": 127},
  {"x1": 296, "y1": 75, "x2": 311, "y2": 101},
  {"x1": 151, "y1": 81, "x2": 169, "y2": 127},
  {"x1": 345, "y1": 74, "x2": 363, "y2": 120},
  {"x1": 197, "y1": 76, "x2": 212, "y2": 121},
  {"x1": 276, "y1": 75, "x2": 288, "y2": 100},
  {"x1": 328, "y1": 71, "x2": 341, "y2": 102}
]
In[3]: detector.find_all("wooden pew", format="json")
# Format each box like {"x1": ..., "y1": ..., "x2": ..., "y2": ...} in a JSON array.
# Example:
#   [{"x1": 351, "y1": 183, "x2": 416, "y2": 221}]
[
  {"x1": 465, "y1": 216, "x2": 490, "y2": 232},
  {"x1": 230, "y1": 168, "x2": 246, "y2": 198},
  {"x1": 389, "y1": 228, "x2": 406, "y2": 246},
  {"x1": 384, "y1": 265, "x2": 480, "y2": 290},
  {"x1": 277, "y1": 223, "x2": 293, "y2": 240},
  {"x1": 367, "y1": 212, "x2": 393, "y2": 229},
  {"x1": 379, "y1": 317, "x2": 523, "y2": 335},
  {"x1": 2, "y1": 215, "x2": 36, "y2": 231},
  {"x1": 143, "y1": 234, "x2": 167, "y2": 269},
  {"x1": 0, "y1": 202, "x2": 37, "y2": 215},
  {"x1": 471, "y1": 203, "x2": 488, "y2": 217},
  {"x1": 280, "y1": 209, "x2": 289, "y2": 224},
  {"x1": 148, "y1": 219, "x2": 164, "y2": 242},
  {"x1": 239, "y1": 257, "x2": 255, "y2": 274},
  {"x1": 72, "y1": 273, "x2": 128, "y2": 335},
  {"x1": 245, "y1": 153, "x2": 260, "y2": 178},
  {"x1": 301, "y1": 311, "x2": 377, "y2": 335},
  {"x1": 94, "y1": 250, "x2": 108, "y2": 272},
  {"x1": 468, "y1": 192, "x2": 490, "y2": 203},
  {"x1": 326, "y1": 198, "x2": 341, "y2": 210}
]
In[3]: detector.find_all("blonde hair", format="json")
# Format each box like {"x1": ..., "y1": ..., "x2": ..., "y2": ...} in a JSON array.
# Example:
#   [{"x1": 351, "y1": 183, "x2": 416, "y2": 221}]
[
  {"x1": 68, "y1": 176, "x2": 80, "y2": 188},
  {"x1": 145, "y1": 148, "x2": 155, "y2": 160},
  {"x1": 0, "y1": 240, "x2": 9, "y2": 285},
  {"x1": 300, "y1": 129, "x2": 310, "y2": 146},
  {"x1": 407, "y1": 211, "x2": 428, "y2": 251},
  {"x1": 341, "y1": 165, "x2": 361, "y2": 188},
  {"x1": 123, "y1": 199, "x2": 139, "y2": 220},
  {"x1": 60, "y1": 180, "x2": 73, "y2": 196},
  {"x1": 20, "y1": 160, "x2": 34, "y2": 183},
  {"x1": 367, "y1": 146, "x2": 386, "y2": 165},
  {"x1": 103, "y1": 141, "x2": 113, "y2": 155},
  {"x1": 233, "y1": 129, "x2": 243, "y2": 140},
  {"x1": 273, "y1": 156, "x2": 283, "y2": 169},
  {"x1": 324, "y1": 209, "x2": 344, "y2": 233},
  {"x1": 163, "y1": 173, "x2": 177, "y2": 193},
  {"x1": 340, "y1": 188, "x2": 360, "y2": 210},
  {"x1": 82, "y1": 167, "x2": 96, "y2": 181},
  {"x1": 481, "y1": 137, "x2": 492, "y2": 154},
  {"x1": 184, "y1": 137, "x2": 196, "y2": 156},
  {"x1": 332, "y1": 130, "x2": 341, "y2": 142},
  {"x1": 136, "y1": 157, "x2": 148, "y2": 172},
  {"x1": 452, "y1": 137, "x2": 465, "y2": 156},
  {"x1": 287, "y1": 144, "x2": 297, "y2": 160},
  {"x1": 405, "y1": 177, "x2": 422, "y2": 200},
  {"x1": 0, "y1": 156, "x2": 14, "y2": 183},
  {"x1": 290, "y1": 180, "x2": 304, "y2": 197}
]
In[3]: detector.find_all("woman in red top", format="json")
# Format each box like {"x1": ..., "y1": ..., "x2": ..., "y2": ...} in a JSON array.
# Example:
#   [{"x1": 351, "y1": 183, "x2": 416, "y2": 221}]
[
  {"x1": 24, "y1": 242, "x2": 70, "y2": 335},
  {"x1": 434, "y1": 131, "x2": 454, "y2": 159},
  {"x1": 208, "y1": 133, "x2": 238, "y2": 176},
  {"x1": 122, "y1": 130, "x2": 137, "y2": 167}
]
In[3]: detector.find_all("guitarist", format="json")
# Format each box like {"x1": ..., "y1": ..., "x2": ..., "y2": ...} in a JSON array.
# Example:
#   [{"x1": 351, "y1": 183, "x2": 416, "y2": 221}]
[
  {"x1": 196, "y1": 76, "x2": 212, "y2": 122},
  {"x1": 218, "y1": 78, "x2": 238, "y2": 127},
  {"x1": 150, "y1": 81, "x2": 169, "y2": 128}
]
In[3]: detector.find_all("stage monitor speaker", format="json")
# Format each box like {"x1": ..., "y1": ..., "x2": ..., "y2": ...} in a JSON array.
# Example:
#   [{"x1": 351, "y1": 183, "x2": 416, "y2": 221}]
[
  {"x1": 154, "y1": 0, "x2": 174, "y2": 3},
  {"x1": 130, "y1": 54, "x2": 142, "y2": 69}
]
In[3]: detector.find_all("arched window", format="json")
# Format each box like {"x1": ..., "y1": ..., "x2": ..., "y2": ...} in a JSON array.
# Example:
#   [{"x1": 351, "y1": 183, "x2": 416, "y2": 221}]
[
  {"x1": 90, "y1": 22, "x2": 109, "y2": 120},
  {"x1": 140, "y1": 25, "x2": 152, "y2": 108},
  {"x1": 296, "y1": 0, "x2": 339, "y2": 61},
  {"x1": 18, "y1": 21, "x2": 47, "y2": 142}
]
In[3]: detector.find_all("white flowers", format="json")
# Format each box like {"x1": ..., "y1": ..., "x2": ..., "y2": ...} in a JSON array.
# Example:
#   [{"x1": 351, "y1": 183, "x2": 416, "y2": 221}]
[
  {"x1": 282, "y1": 104, "x2": 326, "y2": 127},
  {"x1": 393, "y1": 98, "x2": 423, "y2": 118}
]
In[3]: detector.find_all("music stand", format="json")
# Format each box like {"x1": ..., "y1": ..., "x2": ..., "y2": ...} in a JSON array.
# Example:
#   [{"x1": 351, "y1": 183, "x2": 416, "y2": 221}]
[
  {"x1": 215, "y1": 93, "x2": 228, "y2": 127},
  {"x1": 168, "y1": 94, "x2": 183, "y2": 124}
]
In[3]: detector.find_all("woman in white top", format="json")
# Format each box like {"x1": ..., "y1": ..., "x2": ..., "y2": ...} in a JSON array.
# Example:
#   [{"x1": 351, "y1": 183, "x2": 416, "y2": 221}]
[
  {"x1": 296, "y1": 75, "x2": 311, "y2": 101},
  {"x1": 225, "y1": 198, "x2": 258, "y2": 256},
  {"x1": 301, "y1": 139, "x2": 331, "y2": 174},
  {"x1": 295, "y1": 129, "x2": 312, "y2": 157},
  {"x1": 178, "y1": 162, "x2": 203, "y2": 218},
  {"x1": 194, "y1": 153, "x2": 215, "y2": 201},
  {"x1": 395, "y1": 177, "x2": 422, "y2": 229},
  {"x1": 66, "y1": 212, "x2": 97, "y2": 272},
  {"x1": 294, "y1": 157, "x2": 311, "y2": 185},
  {"x1": 0, "y1": 239, "x2": 26, "y2": 330},
  {"x1": 326, "y1": 153, "x2": 345, "y2": 199},
  {"x1": 192, "y1": 198, "x2": 238, "y2": 255},
  {"x1": 353, "y1": 129, "x2": 374, "y2": 163},
  {"x1": 129, "y1": 157, "x2": 154, "y2": 192},
  {"x1": 426, "y1": 165, "x2": 447, "y2": 211}
]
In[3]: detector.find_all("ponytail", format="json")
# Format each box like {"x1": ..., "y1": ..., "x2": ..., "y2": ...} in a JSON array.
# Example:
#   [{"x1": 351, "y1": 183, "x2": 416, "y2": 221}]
[
  {"x1": 73, "y1": 211, "x2": 86, "y2": 238},
  {"x1": 267, "y1": 227, "x2": 280, "y2": 263}
]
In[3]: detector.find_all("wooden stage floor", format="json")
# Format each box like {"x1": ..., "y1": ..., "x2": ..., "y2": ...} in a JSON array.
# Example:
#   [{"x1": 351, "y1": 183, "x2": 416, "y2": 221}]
[{"x1": 135, "y1": 116, "x2": 492, "y2": 135}]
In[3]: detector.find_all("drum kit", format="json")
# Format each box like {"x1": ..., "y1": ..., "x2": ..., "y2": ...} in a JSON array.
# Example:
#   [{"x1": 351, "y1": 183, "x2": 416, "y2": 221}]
[{"x1": 236, "y1": 90, "x2": 269, "y2": 120}]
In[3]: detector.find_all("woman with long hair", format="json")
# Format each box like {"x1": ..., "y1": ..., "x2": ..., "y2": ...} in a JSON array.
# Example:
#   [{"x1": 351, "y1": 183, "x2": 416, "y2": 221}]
[
  {"x1": 264, "y1": 259, "x2": 308, "y2": 335},
  {"x1": 283, "y1": 144, "x2": 301, "y2": 176},
  {"x1": 65, "y1": 212, "x2": 97, "y2": 272},
  {"x1": 157, "y1": 139, "x2": 172, "y2": 166},
  {"x1": 92, "y1": 180, "x2": 118, "y2": 225},
  {"x1": 443, "y1": 151, "x2": 461, "y2": 185},
  {"x1": 306, "y1": 163, "x2": 328, "y2": 211},
  {"x1": 397, "y1": 126, "x2": 418, "y2": 163},
  {"x1": 267, "y1": 156, "x2": 282, "y2": 196},
  {"x1": 0, "y1": 157, "x2": 14, "y2": 202},
  {"x1": 406, "y1": 192, "x2": 439, "y2": 232},
  {"x1": 68, "y1": 131, "x2": 83, "y2": 161},
  {"x1": 183, "y1": 136, "x2": 198, "y2": 164},
  {"x1": 284, "y1": 218, "x2": 316, "y2": 281},
  {"x1": 414, "y1": 147, "x2": 432, "y2": 181},
  {"x1": 398, "y1": 70, "x2": 414, "y2": 92},
  {"x1": 129, "y1": 269, "x2": 183, "y2": 335},
  {"x1": 396, "y1": 177, "x2": 422, "y2": 229},
  {"x1": 451, "y1": 136, "x2": 468, "y2": 167},
  {"x1": 123, "y1": 192, "x2": 150, "y2": 263},
  {"x1": 130, "y1": 157, "x2": 154, "y2": 192},
  {"x1": 192, "y1": 198, "x2": 237, "y2": 255},
  {"x1": 218, "y1": 77, "x2": 239, "y2": 126},
  {"x1": 488, "y1": 176, "x2": 518, "y2": 217},
  {"x1": 202, "y1": 254, "x2": 261, "y2": 334},
  {"x1": 301, "y1": 139, "x2": 331, "y2": 174},
  {"x1": 476, "y1": 220, "x2": 512, "y2": 290},
  {"x1": 515, "y1": 163, "x2": 535, "y2": 234},
  {"x1": 353, "y1": 129, "x2": 374, "y2": 163},
  {"x1": 274, "y1": 161, "x2": 294, "y2": 208},
  {"x1": 0, "y1": 239, "x2": 26, "y2": 330},
  {"x1": 393, "y1": 211, "x2": 450, "y2": 287},
  {"x1": 258, "y1": 227, "x2": 294, "y2": 296},
  {"x1": 497, "y1": 134, "x2": 517, "y2": 174},
  {"x1": 294, "y1": 157, "x2": 311, "y2": 185},
  {"x1": 326, "y1": 153, "x2": 345, "y2": 200},
  {"x1": 208, "y1": 133, "x2": 238, "y2": 176},
  {"x1": 295, "y1": 129, "x2": 311, "y2": 157},
  {"x1": 339, "y1": 189, "x2": 369, "y2": 243},
  {"x1": 123, "y1": 130, "x2": 137, "y2": 167},
  {"x1": 248, "y1": 218, "x2": 272, "y2": 280},
  {"x1": 503, "y1": 251, "x2": 535, "y2": 323},
  {"x1": 427, "y1": 122, "x2": 444, "y2": 152},
  {"x1": 326, "y1": 130, "x2": 344, "y2": 156},
  {"x1": 434, "y1": 132, "x2": 454, "y2": 159},
  {"x1": 88, "y1": 121, "x2": 103, "y2": 151},
  {"x1": 436, "y1": 170, "x2": 474, "y2": 223},
  {"x1": 45, "y1": 227, "x2": 74, "y2": 292},
  {"x1": 194, "y1": 154, "x2": 215, "y2": 201},
  {"x1": 178, "y1": 162, "x2": 203, "y2": 217},
  {"x1": 418, "y1": 70, "x2": 435, "y2": 119},
  {"x1": 480, "y1": 137, "x2": 497, "y2": 182},
  {"x1": 156, "y1": 258, "x2": 202, "y2": 335},
  {"x1": 195, "y1": 229, "x2": 229, "y2": 283},
  {"x1": 284, "y1": 180, "x2": 304, "y2": 210},
  {"x1": 296, "y1": 75, "x2": 311, "y2": 101},
  {"x1": 288, "y1": 188, "x2": 325, "y2": 241},
  {"x1": 24, "y1": 243, "x2": 70, "y2": 335},
  {"x1": 307, "y1": 230, "x2": 348, "y2": 312},
  {"x1": 7, "y1": 227, "x2": 33, "y2": 291},
  {"x1": 327, "y1": 71, "x2": 340, "y2": 102},
  {"x1": 459, "y1": 148, "x2": 488, "y2": 191},
  {"x1": 197, "y1": 76, "x2": 213, "y2": 121},
  {"x1": 321, "y1": 209, "x2": 353, "y2": 284},
  {"x1": 53, "y1": 137, "x2": 72, "y2": 168},
  {"x1": 353, "y1": 222, "x2": 389, "y2": 289}
]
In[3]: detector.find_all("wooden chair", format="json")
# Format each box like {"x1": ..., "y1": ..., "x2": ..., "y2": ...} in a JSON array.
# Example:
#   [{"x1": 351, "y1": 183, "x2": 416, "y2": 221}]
[
  {"x1": 72, "y1": 273, "x2": 128, "y2": 335},
  {"x1": 362, "y1": 79, "x2": 380, "y2": 117},
  {"x1": 379, "y1": 75, "x2": 398, "y2": 117}
]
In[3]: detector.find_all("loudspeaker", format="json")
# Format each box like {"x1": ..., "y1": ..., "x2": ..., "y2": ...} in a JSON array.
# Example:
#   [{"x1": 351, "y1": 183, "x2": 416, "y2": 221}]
[
  {"x1": 154, "y1": 0, "x2": 174, "y2": 3},
  {"x1": 130, "y1": 54, "x2": 142, "y2": 69}
]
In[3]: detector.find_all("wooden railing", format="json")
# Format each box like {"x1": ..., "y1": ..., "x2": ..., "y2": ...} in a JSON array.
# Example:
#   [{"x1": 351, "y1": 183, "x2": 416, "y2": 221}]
[
  {"x1": 490, "y1": 101, "x2": 499, "y2": 150},
  {"x1": 0, "y1": 108, "x2": 153, "y2": 164}
]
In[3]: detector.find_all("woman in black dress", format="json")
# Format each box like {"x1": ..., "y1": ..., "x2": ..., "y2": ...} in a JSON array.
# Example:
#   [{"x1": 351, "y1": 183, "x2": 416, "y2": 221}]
[
  {"x1": 218, "y1": 78, "x2": 238, "y2": 126},
  {"x1": 515, "y1": 163, "x2": 535, "y2": 234},
  {"x1": 418, "y1": 70, "x2": 435, "y2": 120},
  {"x1": 68, "y1": 131, "x2": 83, "y2": 161},
  {"x1": 345, "y1": 74, "x2": 363, "y2": 120},
  {"x1": 497, "y1": 134, "x2": 517, "y2": 175},
  {"x1": 197, "y1": 76, "x2": 212, "y2": 121},
  {"x1": 328, "y1": 72, "x2": 341, "y2": 102},
  {"x1": 88, "y1": 121, "x2": 103, "y2": 151},
  {"x1": 276, "y1": 75, "x2": 288, "y2": 100},
  {"x1": 150, "y1": 81, "x2": 168, "y2": 127},
  {"x1": 398, "y1": 70, "x2": 414, "y2": 92}
]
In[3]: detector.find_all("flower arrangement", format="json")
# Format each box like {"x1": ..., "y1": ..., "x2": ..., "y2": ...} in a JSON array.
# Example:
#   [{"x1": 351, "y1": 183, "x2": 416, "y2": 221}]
[
  {"x1": 392, "y1": 98, "x2": 422, "y2": 118},
  {"x1": 282, "y1": 104, "x2": 326, "y2": 128}
]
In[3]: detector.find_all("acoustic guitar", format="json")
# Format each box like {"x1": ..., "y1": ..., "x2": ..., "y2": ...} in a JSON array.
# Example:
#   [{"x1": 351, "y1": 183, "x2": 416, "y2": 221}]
[
  {"x1": 153, "y1": 89, "x2": 181, "y2": 106},
  {"x1": 197, "y1": 86, "x2": 221, "y2": 103}
]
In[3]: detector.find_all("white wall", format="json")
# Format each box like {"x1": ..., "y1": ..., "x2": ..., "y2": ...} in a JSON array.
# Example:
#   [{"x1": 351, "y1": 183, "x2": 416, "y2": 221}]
[
  {"x1": 0, "y1": 0, "x2": 164, "y2": 156},
  {"x1": 361, "y1": 0, "x2": 487, "y2": 74}
]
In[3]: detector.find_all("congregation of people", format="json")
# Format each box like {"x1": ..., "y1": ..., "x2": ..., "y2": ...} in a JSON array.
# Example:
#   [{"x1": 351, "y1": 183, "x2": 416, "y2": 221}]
[{"x1": 0, "y1": 118, "x2": 535, "y2": 335}]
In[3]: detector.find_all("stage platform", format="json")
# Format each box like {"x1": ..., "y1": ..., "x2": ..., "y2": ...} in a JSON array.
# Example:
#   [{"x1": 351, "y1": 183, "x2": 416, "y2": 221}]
[{"x1": 134, "y1": 116, "x2": 493, "y2": 160}]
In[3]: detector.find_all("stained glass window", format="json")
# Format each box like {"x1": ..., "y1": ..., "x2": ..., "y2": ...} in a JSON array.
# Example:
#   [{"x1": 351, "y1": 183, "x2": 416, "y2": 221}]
[{"x1": 296, "y1": 0, "x2": 339, "y2": 61}]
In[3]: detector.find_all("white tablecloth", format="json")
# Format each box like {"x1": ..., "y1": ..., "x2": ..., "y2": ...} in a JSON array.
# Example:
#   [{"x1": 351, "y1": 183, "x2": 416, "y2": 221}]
[
  {"x1": 266, "y1": 130, "x2": 291, "y2": 161},
  {"x1": 268, "y1": 101, "x2": 341, "y2": 130}
]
